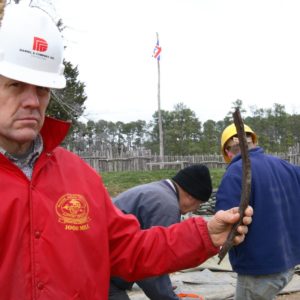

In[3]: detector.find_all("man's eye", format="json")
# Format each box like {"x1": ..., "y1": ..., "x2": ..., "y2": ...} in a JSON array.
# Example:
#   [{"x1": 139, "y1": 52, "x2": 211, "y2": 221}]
[
  {"x1": 10, "y1": 82, "x2": 21, "y2": 87},
  {"x1": 36, "y1": 86, "x2": 51, "y2": 96},
  {"x1": 37, "y1": 86, "x2": 50, "y2": 93}
]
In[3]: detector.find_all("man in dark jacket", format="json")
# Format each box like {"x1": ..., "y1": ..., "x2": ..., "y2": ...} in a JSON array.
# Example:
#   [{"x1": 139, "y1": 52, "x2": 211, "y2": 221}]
[
  {"x1": 109, "y1": 164, "x2": 213, "y2": 300},
  {"x1": 215, "y1": 123, "x2": 300, "y2": 300}
]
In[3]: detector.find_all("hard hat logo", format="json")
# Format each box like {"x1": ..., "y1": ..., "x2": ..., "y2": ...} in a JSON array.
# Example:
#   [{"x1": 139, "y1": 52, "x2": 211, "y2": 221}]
[{"x1": 33, "y1": 37, "x2": 48, "y2": 52}]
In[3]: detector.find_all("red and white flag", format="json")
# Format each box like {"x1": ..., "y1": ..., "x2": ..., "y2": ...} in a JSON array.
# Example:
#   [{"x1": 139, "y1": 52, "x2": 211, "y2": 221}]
[{"x1": 152, "y1": 38, "x2": 161, "y2": 60}]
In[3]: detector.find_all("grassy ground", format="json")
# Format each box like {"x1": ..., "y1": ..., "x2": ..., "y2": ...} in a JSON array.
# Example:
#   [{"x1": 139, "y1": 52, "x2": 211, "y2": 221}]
[{"x1": 101, "y1": 168, "x2": 225, "y2": 197}]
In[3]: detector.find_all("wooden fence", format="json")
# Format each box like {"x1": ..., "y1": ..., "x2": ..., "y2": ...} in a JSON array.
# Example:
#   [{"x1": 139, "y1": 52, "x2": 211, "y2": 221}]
[
  {"x1": 80, "y1": 152, "x2": 300, "y2": 173},
  {"x1": 82, "y1": 156, "x2": 151, "y2": 172}
]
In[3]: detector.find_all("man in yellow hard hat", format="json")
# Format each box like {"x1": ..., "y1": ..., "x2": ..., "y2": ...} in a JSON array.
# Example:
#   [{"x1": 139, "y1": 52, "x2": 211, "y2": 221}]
[{"x1": 216, "y1": 123, "x2": 300, "y2": 300}]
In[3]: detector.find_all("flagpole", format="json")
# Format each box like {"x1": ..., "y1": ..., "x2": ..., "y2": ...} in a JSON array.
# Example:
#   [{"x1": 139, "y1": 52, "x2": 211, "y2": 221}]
[{"x1": 156, "y1": 32, "x2": 164, "y2": 164}]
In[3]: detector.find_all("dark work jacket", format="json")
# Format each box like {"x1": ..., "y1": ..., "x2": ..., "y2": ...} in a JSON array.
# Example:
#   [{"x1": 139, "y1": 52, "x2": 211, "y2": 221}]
[{"x1": 111, "y1": 180, "x2": 181, "y2": 300}]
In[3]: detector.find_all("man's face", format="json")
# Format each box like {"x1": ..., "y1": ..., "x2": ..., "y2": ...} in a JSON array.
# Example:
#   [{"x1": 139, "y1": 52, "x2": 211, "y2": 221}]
[
  {"x1": 0, "y1": 75, "x2": 50, "y2": 153},
  {"x1": 225, "y1": 136, "x2": 241, "y2": 161},
  {"x1": 179, "y1": 188, "x2": 202, "y2": 215}
]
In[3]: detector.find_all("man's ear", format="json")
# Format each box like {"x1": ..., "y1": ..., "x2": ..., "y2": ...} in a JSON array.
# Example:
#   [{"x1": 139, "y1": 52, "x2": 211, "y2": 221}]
[
  {"x1": 247, "y1": 137, "x2": 257, "y2": 148},
  {"x1": 246, "y1": 136, "x2": 253, "y2": 143}
]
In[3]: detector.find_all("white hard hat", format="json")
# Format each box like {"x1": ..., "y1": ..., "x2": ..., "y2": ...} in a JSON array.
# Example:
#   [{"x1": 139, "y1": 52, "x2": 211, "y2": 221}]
[{"x1": 0, "y1": 5, "x2": 66, "y2": 89}]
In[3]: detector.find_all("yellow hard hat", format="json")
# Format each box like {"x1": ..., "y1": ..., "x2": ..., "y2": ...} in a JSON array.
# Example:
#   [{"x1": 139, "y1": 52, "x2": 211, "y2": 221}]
[{"x1": 221, "y1": 123, "x2": 257, "y2": 163}]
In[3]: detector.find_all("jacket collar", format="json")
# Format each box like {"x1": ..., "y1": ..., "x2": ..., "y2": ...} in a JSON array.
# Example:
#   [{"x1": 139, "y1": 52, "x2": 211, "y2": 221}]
[
  {"x1": 40, "y1": 116, "x2": 71, "y2": 152},
  {"x1": 228, "y1": 146, "x2": 263, "y2": 166}
]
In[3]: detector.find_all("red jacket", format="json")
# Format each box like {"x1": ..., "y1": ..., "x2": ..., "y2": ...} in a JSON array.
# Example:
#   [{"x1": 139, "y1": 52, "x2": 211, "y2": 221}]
[{"x1": 0, "y1": 117, "x2": 218, "y2": 300}]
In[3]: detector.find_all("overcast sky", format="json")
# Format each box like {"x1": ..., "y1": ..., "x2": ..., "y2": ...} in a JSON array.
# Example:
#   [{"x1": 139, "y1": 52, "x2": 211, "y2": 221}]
[{"x1": 50, "y1": 0, "x2": 300, "y2": 124}]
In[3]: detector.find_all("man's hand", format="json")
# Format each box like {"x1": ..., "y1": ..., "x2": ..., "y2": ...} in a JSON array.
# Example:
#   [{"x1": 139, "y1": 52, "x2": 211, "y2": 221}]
[{"x1": 207, "y1": 206, "x2": 253, "y2": 247}]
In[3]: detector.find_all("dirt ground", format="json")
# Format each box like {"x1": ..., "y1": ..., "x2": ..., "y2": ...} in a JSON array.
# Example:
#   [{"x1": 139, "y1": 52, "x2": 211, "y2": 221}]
[{"x1": 277, "y1": 291, "x2": 300, "y2": 299}]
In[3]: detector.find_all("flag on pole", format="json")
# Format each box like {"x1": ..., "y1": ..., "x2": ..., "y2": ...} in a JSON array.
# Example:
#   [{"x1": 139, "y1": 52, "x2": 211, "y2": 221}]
[{"x1": 153, "y1": 36, "x2": 161, "y2": 61}]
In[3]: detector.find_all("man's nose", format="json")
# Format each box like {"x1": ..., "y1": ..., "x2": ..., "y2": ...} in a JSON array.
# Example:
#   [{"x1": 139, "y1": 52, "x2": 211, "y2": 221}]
[{"x1": 22, "y1": 86, "x2": 40, "y2": 107}]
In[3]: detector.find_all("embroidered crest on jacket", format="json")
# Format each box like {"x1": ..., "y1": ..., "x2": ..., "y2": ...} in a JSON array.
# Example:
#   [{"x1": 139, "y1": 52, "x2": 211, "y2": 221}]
[{"x1": 55, "y1": 194, "x2": 91, "y2": 231}]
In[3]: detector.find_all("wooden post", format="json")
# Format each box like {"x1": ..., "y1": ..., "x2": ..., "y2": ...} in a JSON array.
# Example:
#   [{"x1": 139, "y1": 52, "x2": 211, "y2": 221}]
[{"x1": 156, "y1": 32, "x2": 164, "y2": 168}]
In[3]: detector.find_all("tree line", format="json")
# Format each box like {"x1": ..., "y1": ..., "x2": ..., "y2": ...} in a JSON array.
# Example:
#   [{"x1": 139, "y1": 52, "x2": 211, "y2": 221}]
[{"x1": 48, "y1": 92, "x2": 300, "y2": 156}]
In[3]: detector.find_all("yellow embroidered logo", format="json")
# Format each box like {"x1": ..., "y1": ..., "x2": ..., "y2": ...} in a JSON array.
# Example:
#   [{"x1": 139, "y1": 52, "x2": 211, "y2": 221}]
[{"x1": 55, "y1": 194, "x2": 91, "y2": 231}]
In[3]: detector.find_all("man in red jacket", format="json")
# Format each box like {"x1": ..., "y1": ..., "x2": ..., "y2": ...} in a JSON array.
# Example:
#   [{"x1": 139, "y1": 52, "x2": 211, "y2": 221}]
[{"x1": 0, "y1": 4, "x2": 252, "y2": 300}]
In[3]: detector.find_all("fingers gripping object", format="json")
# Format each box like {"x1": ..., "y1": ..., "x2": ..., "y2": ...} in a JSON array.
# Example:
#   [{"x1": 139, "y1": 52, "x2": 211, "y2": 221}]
[{"x1": 218, "y1": 108, "x2": 252, "y2": 264}]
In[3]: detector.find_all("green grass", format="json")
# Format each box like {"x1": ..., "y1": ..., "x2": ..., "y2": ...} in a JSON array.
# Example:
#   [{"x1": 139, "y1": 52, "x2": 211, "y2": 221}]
[{"x1": 100, "y1": 168, "x2": 225, "y2": 197}]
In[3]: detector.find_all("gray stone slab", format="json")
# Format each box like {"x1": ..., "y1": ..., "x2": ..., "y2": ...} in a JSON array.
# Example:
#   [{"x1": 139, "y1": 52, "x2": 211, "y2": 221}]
[
  {"x1": 128, "y1": 270, "x2": 300, "y2": 299},
  {"x1": 280, "y1": 274, "x2": 300, "y2": 294}
]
